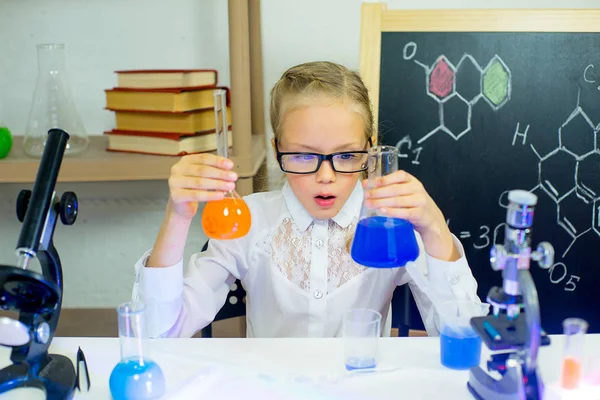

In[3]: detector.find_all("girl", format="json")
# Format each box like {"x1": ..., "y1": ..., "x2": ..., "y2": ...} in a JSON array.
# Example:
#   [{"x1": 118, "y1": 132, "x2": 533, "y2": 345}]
[{"x1": 133, "y1": 61, "x2": 482, "y2": 338}]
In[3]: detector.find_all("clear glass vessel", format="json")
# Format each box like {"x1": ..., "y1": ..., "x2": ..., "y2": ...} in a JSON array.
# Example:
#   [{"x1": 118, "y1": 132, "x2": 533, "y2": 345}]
[
  {"x1": 23, "y1": 43, "x2": 88, "y2": 157},
  {"x1": 201, "y1": 89, "x2": 251, "y2": 240},
  {"x1": 109, "y1": 302, "x2": 166, "y2": 400},
  {"x1": 351, "y1": 146, "x2": 419, "y2": 268}
]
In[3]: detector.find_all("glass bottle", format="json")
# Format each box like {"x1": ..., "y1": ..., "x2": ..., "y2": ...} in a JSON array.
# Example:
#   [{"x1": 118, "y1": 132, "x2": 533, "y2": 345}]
[
  {"x1": 201, "y1": 89, "x2": 251, "y2": 240},
  {"x1": 351, "y1": 145, "x2": 419, "y2": 268},
  {"x1": 23, "y1": 43, "x2": 89, "y2": 157},
  {"x1": 109, "y1": 302, "x2": 166, "y2": 400}
]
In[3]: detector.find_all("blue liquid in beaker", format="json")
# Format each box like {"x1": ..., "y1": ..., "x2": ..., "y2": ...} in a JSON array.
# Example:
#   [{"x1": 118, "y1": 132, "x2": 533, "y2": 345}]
[
  {"x1": 351, "y1": 216, "x2": 419, "y2": 268},
  {"x1": 345, "y1": 357, "x2": 377, "y2": 371},
  {"x1": 109, "y1": 358, "x2": 166, "y2": 400},
  {"x1": 440, "y1": 328, "x2": 482, "y2": 370}
]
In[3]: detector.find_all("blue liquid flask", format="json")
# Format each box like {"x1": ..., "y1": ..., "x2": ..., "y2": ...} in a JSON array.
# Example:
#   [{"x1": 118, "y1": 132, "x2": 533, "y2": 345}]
[
  {"x1": 109, "y1": 302, "x2": 166, "y2": 400},
  {"x1": 351, "y1": 146, "x2": 419, "y2": 268}
]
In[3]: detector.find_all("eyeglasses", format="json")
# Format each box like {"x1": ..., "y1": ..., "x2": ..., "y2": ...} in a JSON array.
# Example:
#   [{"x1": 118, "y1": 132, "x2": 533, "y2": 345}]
[{"x1": 275, "y1": 138, "x2": 372, "y2": 174}]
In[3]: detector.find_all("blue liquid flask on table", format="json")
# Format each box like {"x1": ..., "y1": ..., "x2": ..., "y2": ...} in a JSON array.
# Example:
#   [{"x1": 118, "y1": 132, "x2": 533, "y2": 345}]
[
  {"x1": 109, "y1": 301, "x2": 166, "y2": 400},
  {"x1": 351, "y1": 146, "x2": 419, "y2": 268}
]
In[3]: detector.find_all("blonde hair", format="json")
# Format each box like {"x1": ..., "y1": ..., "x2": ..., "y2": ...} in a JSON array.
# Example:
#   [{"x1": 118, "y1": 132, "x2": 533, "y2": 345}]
[
  {"x1": 269, "y1": 61, "x2": 374, "y2": 144},
  {"x1": 269, "y1": 61, "x2": 374, "y2": 252}
]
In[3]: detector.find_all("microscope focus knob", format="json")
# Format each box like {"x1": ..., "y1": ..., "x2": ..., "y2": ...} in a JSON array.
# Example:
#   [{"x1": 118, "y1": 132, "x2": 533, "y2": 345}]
[
  {"x1": 16, "y1": 190, "x2": 32, "y2": 223},
  {"x1": 59, "y1": 192, "x2": 78, "y2": 226},
  {"x1": 532, "y1": 241, "x2": 554, "y2": 269},
  {"x1": 490, "y1": 244, "x2": 507, "y2": 271}
]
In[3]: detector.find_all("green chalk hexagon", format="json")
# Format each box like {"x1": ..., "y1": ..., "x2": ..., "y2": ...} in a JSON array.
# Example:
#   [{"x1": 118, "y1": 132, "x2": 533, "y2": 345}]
[{"x1": 482, "y1": 56, "x2": 511, "y2": 110}]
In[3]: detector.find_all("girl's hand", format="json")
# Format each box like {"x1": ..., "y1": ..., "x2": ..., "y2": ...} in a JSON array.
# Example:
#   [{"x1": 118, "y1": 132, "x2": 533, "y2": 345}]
[
  {"x1": 363, "y1": 171, "x2": 460, "y2": 261},
  {"x1": 167, "y1": 153, "x2": 238, "y2": 219}
]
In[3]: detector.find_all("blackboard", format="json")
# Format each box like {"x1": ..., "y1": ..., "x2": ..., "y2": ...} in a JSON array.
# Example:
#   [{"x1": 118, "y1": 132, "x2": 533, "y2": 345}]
[{"x1": 360, "y1": 5, "x2": 600, "y2": 334}]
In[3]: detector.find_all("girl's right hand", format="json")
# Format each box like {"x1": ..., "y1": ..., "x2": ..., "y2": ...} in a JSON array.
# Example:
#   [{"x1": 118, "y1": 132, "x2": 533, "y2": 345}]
[{"x1": 167, "y1": 153, "x2": 238, "y2": 219}]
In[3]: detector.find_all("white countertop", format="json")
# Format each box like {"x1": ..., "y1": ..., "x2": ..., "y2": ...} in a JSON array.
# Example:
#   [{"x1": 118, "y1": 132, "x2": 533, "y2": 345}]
[{"x1": 1, "y1": 335, "x2": 599, "y2": 399}]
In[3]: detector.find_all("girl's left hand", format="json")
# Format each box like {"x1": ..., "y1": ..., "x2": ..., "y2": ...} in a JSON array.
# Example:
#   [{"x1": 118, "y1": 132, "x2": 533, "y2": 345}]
[{"x1": 363, "y1": 170, "x2": 460, "y2": 261}]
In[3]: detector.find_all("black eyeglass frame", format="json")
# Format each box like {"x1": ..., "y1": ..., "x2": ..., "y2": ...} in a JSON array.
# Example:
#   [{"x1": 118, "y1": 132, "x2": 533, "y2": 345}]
[{"x1": 274, "y1": 137, "x2": 373, "y2": 175}]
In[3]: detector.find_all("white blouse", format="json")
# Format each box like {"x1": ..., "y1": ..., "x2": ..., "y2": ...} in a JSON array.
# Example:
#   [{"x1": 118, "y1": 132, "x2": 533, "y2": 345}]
[{"x1": 132, "y1": 181, "x2": 483, "y2": 338}]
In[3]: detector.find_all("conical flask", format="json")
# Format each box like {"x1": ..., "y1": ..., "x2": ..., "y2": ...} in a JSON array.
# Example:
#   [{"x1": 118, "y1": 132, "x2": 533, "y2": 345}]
[
  {"x1": 351, "y1": 145, "x2": 419, "y2": 268},
  {"x1": 23, "y1": 43, "x2": 89, "y2": 157},
  {"x1": 109, "y1": 302, "x2": 166, "y2": 400},
  {"x1": 201, "y1": 89, "x2": 251, "y2": 240}
]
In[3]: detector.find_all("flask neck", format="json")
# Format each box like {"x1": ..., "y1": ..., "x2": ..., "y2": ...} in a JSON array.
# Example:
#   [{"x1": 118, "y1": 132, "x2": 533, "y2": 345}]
[
  {"x1": 119, "y1": 334, "x2": 148, "y2": 362},
  {"x1": 116, "y1": 302, "x2": 149, "y2": 362},
  {"x1": 366, "y1": 146, "x2": 398, "y2": 184},
  {"x1": 37, "y1": 44, "x2": 67, "y2": 74}
]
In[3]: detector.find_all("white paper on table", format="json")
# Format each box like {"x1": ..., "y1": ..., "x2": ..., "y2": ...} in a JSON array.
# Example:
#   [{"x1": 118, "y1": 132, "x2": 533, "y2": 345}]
[{"x1": 162, "y1": 359, "x2": 379, "y2": 400}]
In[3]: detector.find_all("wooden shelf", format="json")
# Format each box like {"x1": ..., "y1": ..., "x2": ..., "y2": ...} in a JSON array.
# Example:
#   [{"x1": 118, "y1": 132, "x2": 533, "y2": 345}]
[
  {"x1": 0, "y1": 0, "x2": 268, "y2": 194},
  {"x1": 0, "y1": 135, "x2": 266, "y2": 184}
]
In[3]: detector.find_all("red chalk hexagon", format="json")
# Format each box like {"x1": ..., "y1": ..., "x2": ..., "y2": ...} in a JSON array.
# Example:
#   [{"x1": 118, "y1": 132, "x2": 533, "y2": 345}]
[{"x1": 428, "y1": 56, "x2": 456, "y2": 100}]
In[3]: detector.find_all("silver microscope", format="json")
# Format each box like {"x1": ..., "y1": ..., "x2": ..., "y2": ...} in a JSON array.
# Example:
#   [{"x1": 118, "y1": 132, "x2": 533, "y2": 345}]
[{"x1": 468, "y1": 190, "x2": 554, "y2": 400}]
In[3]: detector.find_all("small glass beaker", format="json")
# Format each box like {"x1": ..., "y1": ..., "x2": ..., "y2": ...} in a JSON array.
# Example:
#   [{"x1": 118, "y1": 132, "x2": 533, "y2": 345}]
[
  {"x1": 201, "y1": 89, "x2": 251, "y2": 240},
  {"x1": 561, "y1": 317, "x2": 588, "y2": 390},
  {"x1": 350, "y1": 145, "x2": 419, "y2": 268},
  {"x1": 343, "y1": 308, "x2": 381, "y2": 371},
  {"x1": 109, "y1": 301, "x2": 166, "y2": 400},
  {"x1": 437, "y1": 300, "x2": 488, "y2": 370},
  {"x1": 23, "y1": 43, "x2": 89, "y2": 157}
]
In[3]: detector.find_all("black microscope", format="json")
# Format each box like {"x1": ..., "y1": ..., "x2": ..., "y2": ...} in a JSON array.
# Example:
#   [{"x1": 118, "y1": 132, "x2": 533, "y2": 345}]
[{"x1": 0, "y1": 129, "x2": 80, "y2": 399}]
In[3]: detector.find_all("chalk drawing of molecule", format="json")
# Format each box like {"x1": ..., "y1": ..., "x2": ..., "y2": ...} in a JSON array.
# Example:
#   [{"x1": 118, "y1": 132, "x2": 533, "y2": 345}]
[
  {"x1": 402, "y1": 42, "x2": 512, "y2": 145},
  {"x1": 526, "y1": 89, "x2": 600, "y2": 257}
]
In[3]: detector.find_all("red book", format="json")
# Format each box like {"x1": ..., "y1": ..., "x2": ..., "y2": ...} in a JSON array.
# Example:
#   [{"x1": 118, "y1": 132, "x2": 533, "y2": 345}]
[
  {"x1": 115, "y1": 69, "x2": 218, "y2": 89},
  {"x1": 104, "y1": 128, "x2": 232, "y2": 156}
]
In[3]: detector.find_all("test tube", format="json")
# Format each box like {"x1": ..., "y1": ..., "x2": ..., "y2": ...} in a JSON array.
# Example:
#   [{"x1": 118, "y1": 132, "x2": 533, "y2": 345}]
[
  {"x1": 561, "y1": 317, "x2": 588, "y2": 390},
  {"x1": 213, "y1": 89, "x2": 228, "y2": 159}
]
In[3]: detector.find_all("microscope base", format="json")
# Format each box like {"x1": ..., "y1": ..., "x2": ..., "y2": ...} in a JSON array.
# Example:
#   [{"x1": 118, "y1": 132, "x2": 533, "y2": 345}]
[
  {"x1": 468, "y1": 363, "x2": 525, "y2": 400},
  {"x1": 468, "y1": 360, "x2": 544, "y2": 400},
  {"x1": 0, "y1": 353, "x2": 76, "y2": 400}
]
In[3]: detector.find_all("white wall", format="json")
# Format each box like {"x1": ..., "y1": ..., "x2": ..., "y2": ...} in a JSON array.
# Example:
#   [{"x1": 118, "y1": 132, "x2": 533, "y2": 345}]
[{"x1": 0, "y1": 0, "x2": 597, "y2": 308}]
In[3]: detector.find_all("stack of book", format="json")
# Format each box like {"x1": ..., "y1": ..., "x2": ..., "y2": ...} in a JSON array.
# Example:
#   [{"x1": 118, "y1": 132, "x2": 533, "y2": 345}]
[{"x1": 104, "y1": 69, "x2": 233, "y2": 156}]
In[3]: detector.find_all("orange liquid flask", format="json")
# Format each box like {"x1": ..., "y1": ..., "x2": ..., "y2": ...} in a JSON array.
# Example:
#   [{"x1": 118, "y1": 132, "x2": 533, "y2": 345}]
[
  {"x1": 202, "y1": 196, "x2": 251, "y2": 239},
  {"x1": 201, "y1": 89, "x2": 251, "y2": 240}
]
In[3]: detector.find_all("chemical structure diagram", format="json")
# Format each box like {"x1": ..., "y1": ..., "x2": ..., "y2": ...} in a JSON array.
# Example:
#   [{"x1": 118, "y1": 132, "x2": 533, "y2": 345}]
[
  {"x1": 393, "y1": 42, "x2": 598, "y2": 293},
  {"x1": 400, "y1": 41, "x2": 512, "y2": 146},
  {"x1": 450, "y1": 92, "x2": 597, "y2": 294},
  {"x1": 526, "y1": 87, "x2": 600, "y2": 258},
  {"x1": 497, "y1": 83, "x2": 599, "y2": 293}
]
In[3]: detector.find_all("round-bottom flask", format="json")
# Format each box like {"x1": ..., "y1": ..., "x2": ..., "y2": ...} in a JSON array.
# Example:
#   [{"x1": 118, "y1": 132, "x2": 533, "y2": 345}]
[
  {"x1": 109, "y1": 302, "x2": 166, "y2": 400},
  {"x1": 201, "y1": 88, "x2": 251, "y2": 240}
]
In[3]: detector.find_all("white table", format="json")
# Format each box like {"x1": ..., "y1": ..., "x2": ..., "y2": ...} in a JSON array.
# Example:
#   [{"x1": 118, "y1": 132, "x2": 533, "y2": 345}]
[{"x1": 1, "y1": 335, "x2": 599, "y2": 399}]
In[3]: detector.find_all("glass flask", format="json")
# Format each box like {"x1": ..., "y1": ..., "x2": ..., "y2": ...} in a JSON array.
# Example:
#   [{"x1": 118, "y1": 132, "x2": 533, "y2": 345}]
[
  {"x1": 23, "y1": 43, "x2": 89, "y2": 157},
  {"x1": 201, "y1": 89, "x2": 251, "y2": 240},
  {"x1": 0, "y1": 117, "x2": 12, "y2": 160},
  {"x1": 351, "y1": 145, "x2": 419, "y2": 268},
  {"x1": 109, "y1": 302, "x2": 166, "y2": 400}
]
